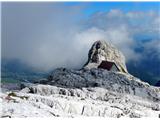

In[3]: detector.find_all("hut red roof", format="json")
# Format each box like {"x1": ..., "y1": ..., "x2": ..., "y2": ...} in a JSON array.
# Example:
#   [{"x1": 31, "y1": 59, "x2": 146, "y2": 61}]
[{"x1": 98, "y1": 61, "x2": 118, "y2": 70}]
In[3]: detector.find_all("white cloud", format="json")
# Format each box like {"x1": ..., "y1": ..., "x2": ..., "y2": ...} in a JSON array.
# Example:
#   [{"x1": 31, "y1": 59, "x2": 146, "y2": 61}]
[
  {"x1": 86, "y1": 9, "x2": 159, "y2": 60},
  {"x1": 72, "y1": 25, "x2": 141, "y2": 62},
  {"x1": 2, "y1": 3, "x2": 159, "y2": 71}
]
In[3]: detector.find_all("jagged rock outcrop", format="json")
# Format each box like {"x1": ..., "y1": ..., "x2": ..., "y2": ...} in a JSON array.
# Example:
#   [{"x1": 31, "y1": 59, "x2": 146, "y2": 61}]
[{"x1": 84, "y1": 40, "x2": 127, "y2": 73}]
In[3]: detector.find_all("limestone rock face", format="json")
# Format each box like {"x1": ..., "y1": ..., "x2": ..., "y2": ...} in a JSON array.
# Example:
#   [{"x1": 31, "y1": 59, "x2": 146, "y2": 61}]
[{"x1": 84, "y1": 40, "x2": 127, "y2": 73}]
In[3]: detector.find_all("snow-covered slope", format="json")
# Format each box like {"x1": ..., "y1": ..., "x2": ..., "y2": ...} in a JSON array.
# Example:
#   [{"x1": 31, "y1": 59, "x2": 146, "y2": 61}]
[
  {"x1": 1, "y1": 40, "x2": 160, "y2": 118},
  {"x1": 1, "y1": 68, "x2": 160, "y2": 118}
]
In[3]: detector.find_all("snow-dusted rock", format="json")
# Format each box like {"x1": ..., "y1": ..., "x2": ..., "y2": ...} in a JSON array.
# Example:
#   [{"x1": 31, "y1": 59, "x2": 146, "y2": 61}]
[
  {"x1": 84, "y1": 40, "x2": 127, "y2": 73},
  {"x1": 1, "y1": 85, "x2": 160, "y2": 118},
  {"x1": 1, "y1": 67, "x2": 159, "y2": 118},
  {"x1": 42, "y1": 68, "x2": 160, "y2": 101},
  {"x1": 1, "y1": 40, "x2": 160, "y2": 118}
]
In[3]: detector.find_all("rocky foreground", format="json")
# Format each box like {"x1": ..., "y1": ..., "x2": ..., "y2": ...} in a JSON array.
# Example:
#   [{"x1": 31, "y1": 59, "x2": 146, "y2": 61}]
[
  {"x1": 1, "y1": 40, "x2": 160, "y2": 118},
  {"x1": 1, "y1": 68, "x2": 160, "y2": 118}
]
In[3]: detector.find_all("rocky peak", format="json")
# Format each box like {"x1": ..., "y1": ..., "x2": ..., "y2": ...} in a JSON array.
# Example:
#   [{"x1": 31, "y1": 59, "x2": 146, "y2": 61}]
[{"x1": 84, "y1": 40, "x2": 128, "y2": 73}]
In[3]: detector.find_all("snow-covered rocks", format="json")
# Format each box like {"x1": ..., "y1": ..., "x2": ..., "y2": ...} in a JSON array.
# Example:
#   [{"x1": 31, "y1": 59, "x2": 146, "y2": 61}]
[
  {"x1": 1, "y1": 40, "x2": 160, "y2": 118},
  {"x1": 1, "y1": 67, "x2": 159, "y2": 118},
  {"x1": 1, "y1": 84, "x2": 160, "y2": 118},
  {"x1": 39, "y1": 68, "x2": 160, "y2": 101}
]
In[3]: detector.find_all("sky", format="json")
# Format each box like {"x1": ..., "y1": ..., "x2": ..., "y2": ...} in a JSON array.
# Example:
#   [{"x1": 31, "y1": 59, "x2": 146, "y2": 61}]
[
  {"x1": 65, "y1": 2, "x2": 160, "y2": 16},
  {"x1": 2, "y1": 2, "x2": 160, "y2": 71}
]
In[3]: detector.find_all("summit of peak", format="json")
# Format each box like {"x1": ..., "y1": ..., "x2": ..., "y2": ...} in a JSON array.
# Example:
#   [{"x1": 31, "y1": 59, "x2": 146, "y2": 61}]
[{"x1": 84, "y1": 40, "x2": 128, "y2": 73}]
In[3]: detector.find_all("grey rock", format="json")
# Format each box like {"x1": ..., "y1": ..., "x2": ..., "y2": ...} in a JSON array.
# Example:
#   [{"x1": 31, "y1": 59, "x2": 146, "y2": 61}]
[
  {"x1": 44, "y1": 68, "x2": 160, "y2": 101},
  {"x1": 84, "y1": 40, "x2": 128, "y2": 73}
]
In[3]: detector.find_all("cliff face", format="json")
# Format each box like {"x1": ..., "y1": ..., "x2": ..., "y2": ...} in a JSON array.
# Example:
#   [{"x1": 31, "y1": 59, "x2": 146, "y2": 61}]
[
  {"x1": 1, "y1": 40, "x2": 160, "y2": 118},
  {"x1": 84, "y1": 40, "x2": 128, "y2": 73}
]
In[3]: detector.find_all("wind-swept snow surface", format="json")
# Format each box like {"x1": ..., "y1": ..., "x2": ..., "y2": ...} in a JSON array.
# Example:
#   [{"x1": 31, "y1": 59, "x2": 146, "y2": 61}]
[{"x1": 1, "y1": 68, "x2": 160, "y2": 118}]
